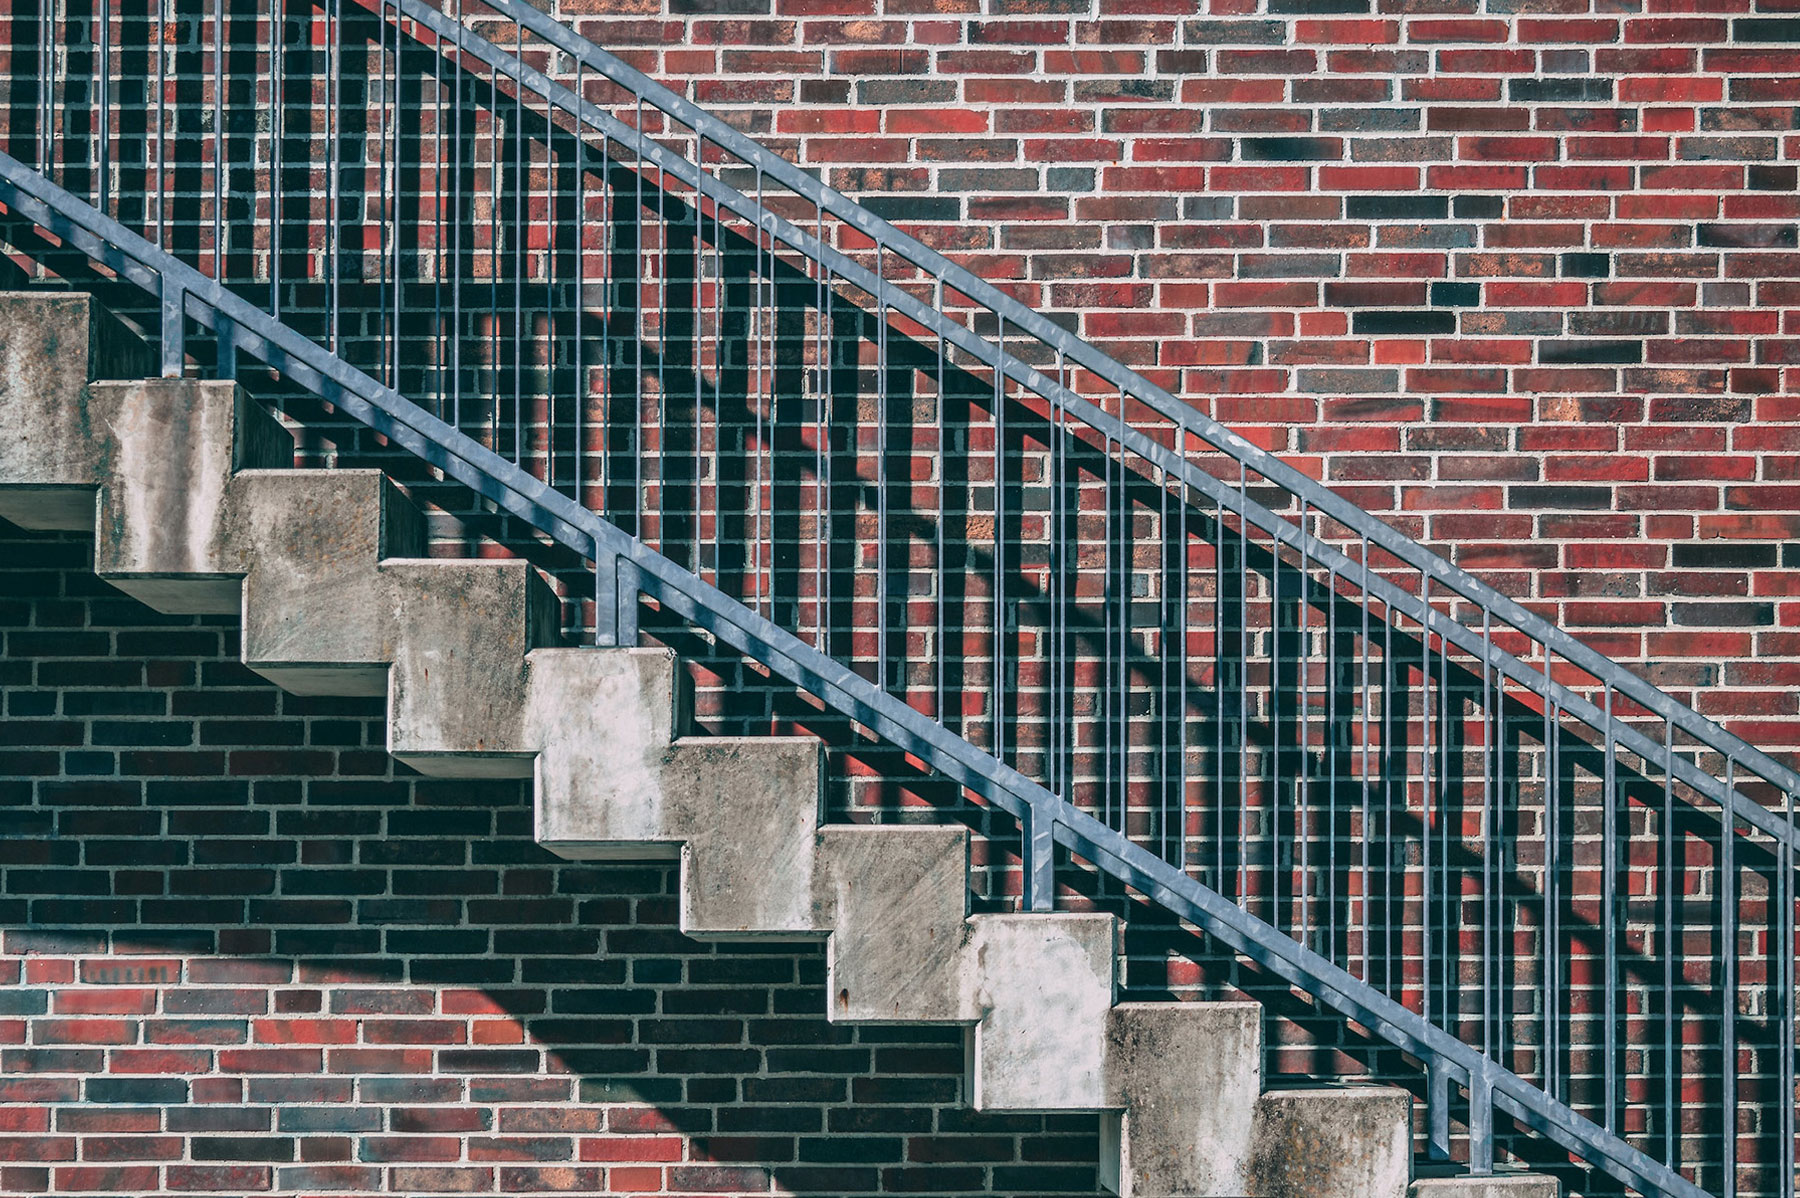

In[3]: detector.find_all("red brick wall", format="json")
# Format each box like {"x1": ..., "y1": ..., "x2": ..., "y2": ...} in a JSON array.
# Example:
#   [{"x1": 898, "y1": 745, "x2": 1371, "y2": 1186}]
[
  {"x1": 0, "y1": 522, "x2": 1107, "y2": 1197},
  {"x1": 550, "y1": 0, "x2": 1800, "y2": 760}
]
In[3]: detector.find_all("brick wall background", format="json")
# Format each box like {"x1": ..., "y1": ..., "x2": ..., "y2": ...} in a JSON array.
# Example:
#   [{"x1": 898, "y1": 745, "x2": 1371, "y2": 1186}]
[
  {"x1": 551, "y1": 0, "x2": 1800, "y2": 754},
  {"x1": 0, "y1": 520, "x2": 1115, "y2": 1197}
]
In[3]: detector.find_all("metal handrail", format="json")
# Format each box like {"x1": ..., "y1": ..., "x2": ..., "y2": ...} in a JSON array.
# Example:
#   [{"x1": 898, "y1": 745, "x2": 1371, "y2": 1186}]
[{"x1": 0, "y1": 149, "x2": 1710, "y2": 1198}]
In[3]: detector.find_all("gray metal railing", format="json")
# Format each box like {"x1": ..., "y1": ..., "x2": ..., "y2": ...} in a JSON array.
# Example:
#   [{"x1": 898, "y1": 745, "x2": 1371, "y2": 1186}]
[{"x1": 1, "y1": 2, "x2": 1796, "y2": 1194}]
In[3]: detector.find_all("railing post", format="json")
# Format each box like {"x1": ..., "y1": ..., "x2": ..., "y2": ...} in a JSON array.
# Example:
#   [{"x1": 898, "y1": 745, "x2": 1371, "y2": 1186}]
[
  {"x1": 1023, "y1": 796, "x2": 1055, "y2": 913},
  {"x1": 1469, "y1": 1059, "x2": 1494, "y2": 1174},
  {"x1": 215, "y1": 315, "x2": 237, "y2": 381},
  {"x1": 1427, "y1": 1063, "x2": 1451, "y2": 1161},
  {"x1": 594, "y1": 549, "x2": 639, "y2": 648},
  {"x1": 160, "y1": 280, "x2": 185, "y2": 378}
]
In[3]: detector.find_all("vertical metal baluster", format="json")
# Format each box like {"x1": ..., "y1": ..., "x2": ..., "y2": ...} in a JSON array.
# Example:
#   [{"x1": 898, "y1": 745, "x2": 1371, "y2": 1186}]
[
  {"x1": 1723, "y1": 756, "x2": 1737, "y2": 1198},
  {"x1": 491, "y1": 66, "x2": 502, "y2": 453},
  {"x1": 1382, "y1": 596, "x2": 1394, "y2": 991},
  {"x1": 1546, "y1": 689, "x2": 1561, "y2": 1102},
  {"x1": 213, "y1": 0, "x2": 223, "y2": 281},
  {"x1": 938, "y1": 286, "x2": 952, "y2": 728},
  {"x1": 156, "y1": 0, "x2": 165, "y2": 247},
  {"x1": 813, "y1": 204, "x2": 825, "y2": 638},
  {"x1": 329, "y1": 0, "x2": 339, "y2": 351},
  {"x1": 1360, "y1": 536, "x2": 1371, "y2": 980},
  {"x1": 377, "y1": 0, "x2": 389, "y2": 379},
  {"x1": 1238, "y1": 463, "x2": 1250, "y2": 905},
  {"x1": 1103, "y1": 420, "x2": 1115, "y2": 828},
  {"x1": 632, "y1": 106, "x2": 646, "y2": 537},
  {"x1": 97, "y1": 0, "x2": 108, "y2": 210},
  {"x1": 712, "y1": 146, "x2": 723, "y2": 583},
  {"x1": 1050, "y1": 348, "x2": 1063, "y2": 789},
  {"x1": 452, "y1": 0, "x2": 464, "y2": 428},
  {"x1": 751, "y1": 166, "x2": 762, "y2": 608},
  {"x1": 1326, "y1": 558, "x2": 1337, "y2": 956},
  {"x1": 1663, "y1": 716, "x2": 1677, "y2": 1168},
  {"x1": 1216, "y1": 490, "x2": 1226, "y2": 892},
  {"x1": 1603, "y1": 682, "x2": 1618, "y2": 1134},
  {"x1": 599, "y1": 131, "x2": 611, "y2": 519},
  {"x1": 270, "y1": 0, "x2": 281, "y2": 316},
  {"x1": 1783, "y1": 784, "x2": 1796, "y2": 1198},
  {"x1": 1116, "y1": 388, "x2": 1128, "y2": 835},
  {"x1": 1298, "y1": 506, "x2": 1310, "y2": 940},
  {"x1": 432, "y1": 4, "x2": 445, "y2": 413},
  {"x1": 1271, "y1": 511, "x2": 1281, "y2": 924},
  {"x1": 991, "y1": 318, "x2": 1003, "y2": 748},
  {"x1": 877, "y1": 245, "x2": 889, "y2": 691},
  {"x1": 514, "y1": 24, "x2": 524, "y2": 470},
  {"x1": 1482, "y1": 610, "x2": 1494, "y2": 1072},
  {"x1": 1438, "y1": 591, "x2": 1450, "y2": 1030},
  {"x1": 1159, "y1": 449, "x2": 1170, "y2": 862},
  {"x1": 1177, "y1": 430, "x2": 1188, "y2": 874},
  {"x1": 391, "y1": 1, "x2": 403, "y2": 391},
  {"x1": 575, "y1": 68, "x2": 586, "y2": 507},
  {"x1": 1421, "y1": 574, "x2": 1432, "y2": 1026},
  {"x1": 815, "y1": 219, "x2": 830, "y2": 646},
  {"x1": 689, "y1": 138, "x2": 700, "y2": 568}
]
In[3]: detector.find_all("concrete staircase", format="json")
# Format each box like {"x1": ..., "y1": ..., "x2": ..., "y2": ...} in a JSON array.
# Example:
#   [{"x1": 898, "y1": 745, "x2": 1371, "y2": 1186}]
[{"x1": 0, "y1": 291, "x2": 1557, "y2": 1198}]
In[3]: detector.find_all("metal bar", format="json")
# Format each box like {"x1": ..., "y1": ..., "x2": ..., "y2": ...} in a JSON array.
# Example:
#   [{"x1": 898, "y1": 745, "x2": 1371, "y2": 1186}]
[
  {"x1": 878, "y1": 245, "x2": 889, "y2": 691},
  {"x1": 574, "y1": 63, "x2": 584, "y2": 507},
  {"x1": 1360, "y1": 537, "x2": 1371, "y2": 981},
  {"x1": 212, "y1": 0, "x2": 222, "y2": 280},
  {"x1": 1421, "y1": 574, "x2": 1433, "y2": 1029},
  {"x1": 1272, "y1": 504, "x2": 1282, "y2": 924},
  {"x1": 1723, "y1": 755, "x2": 1737, "y2": 1198},
  {"x1": 1326, "y1": 559, "x2": 1336, "y2": 956},
  {"x1": 328, "y1": 0, "x2": 339, "y2": 351},
  {"x1": 1177, "y1": 430, "x2": 1189, "y2": 875},
  {"x1": 1785, "y1": 784, "x2": 1796, "y2": 1198},
  {"x1": 1238, "y1": 462, "x2": 1249, "y2": 905},
  {"x1": 155, "y1": 0, "x2": 164, "y2": 247},
  {"x1": 1663, "y1": 716, "x2": 1677, "y2": 1168},
  {"x1": 514, "y1": 22, "x2": 524, "y2": 469},
  {"x1": 96, "y1": 0, "x2": 108, "y2": 210},
  {"x1": 991, "y1": 315, "x2": 1002, "y2": 754},
  {"x1": 1298, "y1": 503, "x2": 1310, "y2": 940},
  {"x1": 269, "y1": 0, "x2": 281, "y2": 316},
  {"x1": 159, "y1": 278, "x2": 183, "y2": 376},
  {"x1": 1603, "y1": 682, "x2": 1617, "y2": 1134},
  {"x1": 1470, "y1": 1059, "x2": 1494, "y2": 1173},
  {"x1": 1546, "y1": 691, "x2": 1561, "y2": 1103},
  {"x1": 0, "y1": 153, "x2": 1715, "y2": 1198}
]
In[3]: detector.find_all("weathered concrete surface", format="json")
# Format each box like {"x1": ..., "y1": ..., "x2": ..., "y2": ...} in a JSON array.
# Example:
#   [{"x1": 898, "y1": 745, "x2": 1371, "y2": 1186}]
[
  {"x1": 89, "y1": 381, "x2": 290, "y2": 614},
  {"x1": 383, "y1": 559, "x2": 560, "y2": 776},
  {"x1": 663, "y1": 737, "x2": 823, "y2": 938},
  {"x1": 0, "y1": 291, "x2": 153, "y2": 530},
  {"x1": 1409, "y1": 1176, "x2": 1559, "y2": 1198},
  {"x1": 528, "y1": 646, "x2": 823, "y2": 936},
  {"x1": 815, "y1": 825, "x2": 970, "y2": 1024},
  {"x1": 965, "y1": 913, "x2": 1116, "y2": 1112},
  {"x1": 1101, "y1": 1001, "x2": 1262, "y2": 1197},
  {"x1": 530, "y1": 647, "x2": 689, "y2": 852},
  {"x1": 232, "y1": 470, "x2": 423, "y2": 696},
  {"x1": 1247, "y1": 1088, "x2": 1412, "y2": 1198}
]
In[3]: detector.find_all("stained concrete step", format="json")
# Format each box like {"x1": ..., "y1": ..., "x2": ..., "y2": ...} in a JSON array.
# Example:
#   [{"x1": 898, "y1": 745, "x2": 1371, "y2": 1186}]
[{"x1": 0, "y1": 289, "x2": 1558, "y2": 1198}]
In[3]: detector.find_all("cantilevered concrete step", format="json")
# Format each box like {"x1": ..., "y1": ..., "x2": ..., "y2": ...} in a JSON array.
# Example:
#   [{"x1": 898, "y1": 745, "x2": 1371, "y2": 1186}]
[{"x1": 0, "y1": 290, "x2": 1554, "y2": 1198}]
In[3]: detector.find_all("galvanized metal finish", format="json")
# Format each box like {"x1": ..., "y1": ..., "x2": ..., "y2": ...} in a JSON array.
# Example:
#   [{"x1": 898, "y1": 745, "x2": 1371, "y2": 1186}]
[{"x1": 1, "y1": 4, "x2": 1797, "y2": 1196}]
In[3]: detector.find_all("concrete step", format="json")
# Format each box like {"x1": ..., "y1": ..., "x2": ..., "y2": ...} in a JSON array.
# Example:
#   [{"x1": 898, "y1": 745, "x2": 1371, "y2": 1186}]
[{"x1": 0, "y1": 290, "x2": 1560, "y2": 1198}]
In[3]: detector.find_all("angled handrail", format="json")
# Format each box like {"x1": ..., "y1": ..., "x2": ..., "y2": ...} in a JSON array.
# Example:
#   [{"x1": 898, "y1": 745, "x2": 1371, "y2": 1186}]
[{"x1": 0, "y1": 147, "x2": 1712, "y2": 1198}]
